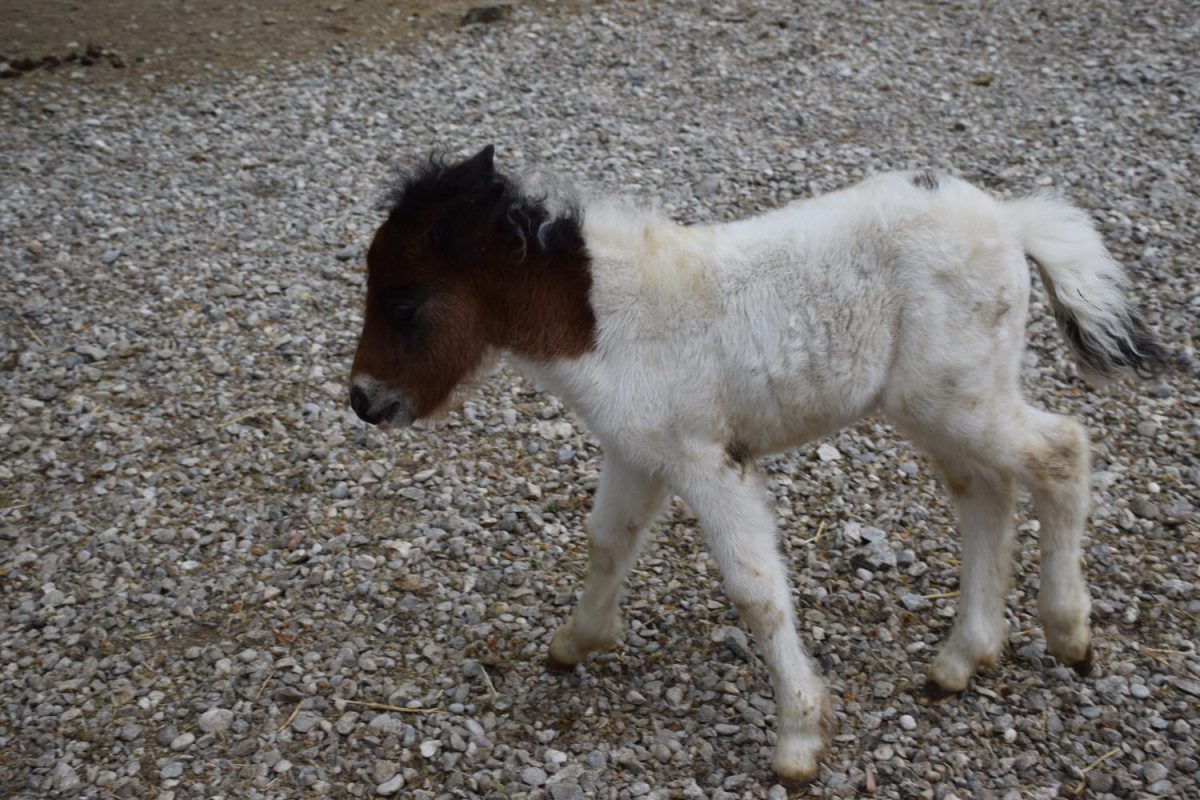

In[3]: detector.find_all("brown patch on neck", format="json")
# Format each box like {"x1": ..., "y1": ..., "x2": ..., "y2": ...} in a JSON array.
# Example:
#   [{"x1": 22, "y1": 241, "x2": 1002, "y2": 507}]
[{"x1": 481, "y1": 238, "x2": 597, "y2": 361}]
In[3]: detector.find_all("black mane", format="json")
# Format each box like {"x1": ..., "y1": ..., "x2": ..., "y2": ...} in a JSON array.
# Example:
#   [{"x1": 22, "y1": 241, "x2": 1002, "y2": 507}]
[
  {"x1": 383, "y1": 147, "x2": 585, "y2": 266},
  {"x1": 383, "y1": 152, "x2": 488, "y2": 220}
]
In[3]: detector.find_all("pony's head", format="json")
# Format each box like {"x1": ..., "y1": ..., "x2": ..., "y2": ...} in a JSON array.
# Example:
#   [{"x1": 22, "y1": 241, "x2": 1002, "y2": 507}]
[{"x1": 348, "y1": 146, "x2": 594, "y2": 427}]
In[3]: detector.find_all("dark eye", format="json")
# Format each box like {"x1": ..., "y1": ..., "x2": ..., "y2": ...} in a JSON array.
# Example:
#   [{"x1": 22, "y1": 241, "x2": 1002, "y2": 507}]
[{"x1": 388, "y1": 301, "x2": 419, "y2": 327}]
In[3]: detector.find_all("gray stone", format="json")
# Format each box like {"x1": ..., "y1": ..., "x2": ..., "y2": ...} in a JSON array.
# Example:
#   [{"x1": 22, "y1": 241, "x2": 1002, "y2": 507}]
[
  {"x1": 170, "y1": 732, "x2": 195, "y2": 750},
  {"x1": 695, "y1": 175, "x2": 722, "y2": 197},
  {"x1": 372, "y1": 761, "x2": 397, "y2": 784},
  {"x1": 198, "y1": 708, "x2": 234, "y2": 734},
  {"x1": 1131, "y1": 497, "x2": 1161, "y2": 519},
  {"x1": 583, "y1": 749, "x2": 607, "y2": 771},
  {"x1": 521, "y1": 766, "x2": 548, "y2": 786},
  {"x1": 376, "y1": 774, "x2": 405, "y2": 795},
  {"x1": 854, "y1": 540, "x2": 897, "y2": 571},
  {"x1": 292, "y1": 712, "x2": 321, "y2": 733},
  {"x1": 723, "y1": 626, "x2": 752, "y2": 660},
  {"x1": 335, "y1": 712, "x2": 359, "y2": 735},
  {"x1": 549, "y1": 783, "x2": 586, "y2": 800},
  {"x1": 49, "y1": 761, "x2": 80, "y2": 792},
  {"x1": 1142, "y1": 762, "x2": 1168, "y2": 783}
]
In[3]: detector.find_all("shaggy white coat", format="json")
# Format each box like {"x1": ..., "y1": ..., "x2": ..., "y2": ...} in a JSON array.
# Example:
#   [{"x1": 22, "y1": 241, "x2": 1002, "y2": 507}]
[{"x1": 513, "y1": 171, "x2": 1123, "y2": 782}]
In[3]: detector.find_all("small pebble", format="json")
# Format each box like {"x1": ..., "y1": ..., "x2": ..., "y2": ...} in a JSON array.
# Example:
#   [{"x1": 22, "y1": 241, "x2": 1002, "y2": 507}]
[
  {"x1": 198, "y1": 708, "x2": 233, "y2": 734},
  {"x1": 169, "y1": 732, "x2": 195, "y2": 751},
  {"x1": 521, "y1": 766, "x2": 548, "y2": 786},
  {"x1": 376, "y1": 774, "x2": 405, "y2": 795}
]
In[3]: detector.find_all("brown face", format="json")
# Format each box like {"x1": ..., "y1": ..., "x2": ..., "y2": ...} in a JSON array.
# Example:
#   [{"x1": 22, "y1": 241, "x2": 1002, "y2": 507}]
[
  {"x1": 349, "y1": 146, "x2": 501, "y2": 427},
  {"x1": 349, "y1": 219, "x2": 488, "y2": 427}
]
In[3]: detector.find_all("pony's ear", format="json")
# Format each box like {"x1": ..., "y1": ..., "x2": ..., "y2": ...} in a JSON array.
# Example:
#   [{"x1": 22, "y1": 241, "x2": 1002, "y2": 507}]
[
  {"x1": 440, "y1": 145, "x2": 497, "y2": 196},
  {"x1": 472, "y1": 144, "x2": 496, "y2": 170},
  {"x1": 457, "y1": 145, "x2": 496, "y2": 182}
]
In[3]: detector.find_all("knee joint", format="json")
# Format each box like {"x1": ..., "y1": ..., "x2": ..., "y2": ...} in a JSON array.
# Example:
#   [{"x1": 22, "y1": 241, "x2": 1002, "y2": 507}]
[{"x1": 1023, "y1": 419, "x2": 1089, "y2": 485}]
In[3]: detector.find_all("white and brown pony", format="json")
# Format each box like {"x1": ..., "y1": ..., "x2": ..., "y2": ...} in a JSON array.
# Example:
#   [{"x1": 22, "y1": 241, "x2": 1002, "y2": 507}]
[{"x1": 348, "y1": 145, "x2": 1165, "y2": 785}]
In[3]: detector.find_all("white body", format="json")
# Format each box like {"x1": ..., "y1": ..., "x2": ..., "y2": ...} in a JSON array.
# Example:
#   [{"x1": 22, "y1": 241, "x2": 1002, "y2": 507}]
[
  {"x1": 519, "y1": 172, "x2": 1113, "y2": 782},
  {"x1": 532, "y1": 173, "x2": 1029, "y2": 458}
]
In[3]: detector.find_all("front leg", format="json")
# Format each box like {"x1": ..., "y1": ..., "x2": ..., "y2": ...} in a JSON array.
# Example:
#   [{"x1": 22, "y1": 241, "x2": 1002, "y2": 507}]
[
  {"x1": 548, "y1": 452, "x2": 667, "y2": 668},
  {"x1": 670, "y1": 452, "x2": 830, "y2": 786}
]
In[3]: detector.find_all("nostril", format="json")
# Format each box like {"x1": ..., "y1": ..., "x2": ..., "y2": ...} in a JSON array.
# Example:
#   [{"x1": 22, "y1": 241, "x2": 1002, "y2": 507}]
[{"x1": 349, "y1": 386, "x2": 370, "y2": 420}]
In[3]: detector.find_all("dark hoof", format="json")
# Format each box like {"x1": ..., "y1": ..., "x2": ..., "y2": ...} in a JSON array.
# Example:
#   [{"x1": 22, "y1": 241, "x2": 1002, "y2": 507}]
[
  {"x1": 544, "y1": 655, "x2": 577, "y2": 675},
  {"x1": 922, "y1": 678, "x2": 960, "y2": 703},
  {"x1": 1069, "y1": 643, "x2": 1095, "y2": 677},
  {"x1": 775, "y1": 771, "x2": 817, "y2": 790}
]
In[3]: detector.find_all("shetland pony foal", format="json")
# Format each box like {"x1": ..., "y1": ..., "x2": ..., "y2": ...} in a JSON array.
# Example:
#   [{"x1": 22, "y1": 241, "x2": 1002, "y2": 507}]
[{"x1": 349, "y1": 146, "x2": 1166, "y2": 784}]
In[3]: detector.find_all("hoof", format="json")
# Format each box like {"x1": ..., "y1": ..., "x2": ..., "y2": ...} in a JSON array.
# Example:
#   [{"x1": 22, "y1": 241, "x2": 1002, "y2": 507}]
[
  {"x1": 1068, "y1": 643, "x2": 1095, "y2": 677},
  {"x1": 548, "y1": 617, "x2": 620, "y2": 669},
  {"x1": 772, "y1": 733, "x2": 825, "y2": 788},
  {"x1": 547, "y1": 630, "x2": 588, "y2": 670},
  {"x1": 922, "y1": 678, "x2": 960, "y2": 703},
  {"x1": 1046, "y1": 629, "x2": 1093, "y2": 674},
  {"x1": 775, "y1": 768, "x2": 818, "y2": 789},
  {"x1": 544, "y1": 653, "x2": 578, "y2": 674},
  {"x1": 925, "y1": 643, "x2": 986, "y2": 700}
]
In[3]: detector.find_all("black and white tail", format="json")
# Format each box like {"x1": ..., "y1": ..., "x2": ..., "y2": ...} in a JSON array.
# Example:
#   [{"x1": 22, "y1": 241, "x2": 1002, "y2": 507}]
[{"x1": 1008, "y1": 195, "x2": 1168, "y2": 385}]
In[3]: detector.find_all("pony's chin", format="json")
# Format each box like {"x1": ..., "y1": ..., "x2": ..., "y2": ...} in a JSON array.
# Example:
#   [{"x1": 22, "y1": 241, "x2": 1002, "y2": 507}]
[
  {"x1": 376, "y1": 414, "x2": 413, "y2": 432},
  {"x1": 421, "y1": 352, "x2": 505, "y2": 428},
  {"x1": 411, "y1": 412, "x2": 450, "y2": 432}
]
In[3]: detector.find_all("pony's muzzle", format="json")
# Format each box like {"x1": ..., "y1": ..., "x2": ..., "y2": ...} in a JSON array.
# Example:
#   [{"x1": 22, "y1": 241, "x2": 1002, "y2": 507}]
[{"x1": 348, "y1": 381, "x2": 413, "y2": 428}]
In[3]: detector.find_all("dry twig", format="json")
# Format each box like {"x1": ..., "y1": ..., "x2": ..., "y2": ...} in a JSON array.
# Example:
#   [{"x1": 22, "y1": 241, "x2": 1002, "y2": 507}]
[
  {"x1": 339, "y1": 699, "x2": 441, "y2": 714},
  {"x1": 1064, "y1": 748, "x2": 1121, "y2": 796}
]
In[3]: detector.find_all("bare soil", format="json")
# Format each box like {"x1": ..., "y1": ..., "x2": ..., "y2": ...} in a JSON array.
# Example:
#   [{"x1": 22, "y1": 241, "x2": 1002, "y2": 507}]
[{"x1": 0, "y1": 0, "x2": 554, "y2": 89}]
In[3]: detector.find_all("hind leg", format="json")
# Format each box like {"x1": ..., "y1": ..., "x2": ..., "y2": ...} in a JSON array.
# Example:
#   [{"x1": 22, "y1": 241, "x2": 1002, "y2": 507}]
[
  {"x1": 919, "y1": 456, "x2": 1017, "y2": 695},
  {"x1": 898, "y1": 398, "x2": 1094, "y2": 691},
  {"x1": 1014, "y1": 410, "x2": 1093, "y2": 672}
]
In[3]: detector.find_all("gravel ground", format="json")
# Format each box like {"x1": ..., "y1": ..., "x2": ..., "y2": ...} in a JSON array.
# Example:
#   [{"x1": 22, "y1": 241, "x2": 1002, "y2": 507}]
[{"x1": 2, "y1": 1, "x2": 1198, "y2": 798}]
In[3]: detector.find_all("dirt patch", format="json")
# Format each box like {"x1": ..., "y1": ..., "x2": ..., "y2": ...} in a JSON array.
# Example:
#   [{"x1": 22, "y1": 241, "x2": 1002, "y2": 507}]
[{"x1": 0, "y1": 1, "x2": 554, "y2": 90}]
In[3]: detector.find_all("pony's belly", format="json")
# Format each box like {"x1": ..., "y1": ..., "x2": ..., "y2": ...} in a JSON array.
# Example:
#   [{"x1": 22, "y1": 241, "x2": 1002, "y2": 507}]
[{"x1": 725, "y1": 362, "x2": 881, "y2": 457}]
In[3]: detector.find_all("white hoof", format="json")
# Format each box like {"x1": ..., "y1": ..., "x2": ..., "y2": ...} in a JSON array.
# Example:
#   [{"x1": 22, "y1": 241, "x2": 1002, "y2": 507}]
[
  {"x1": 547, "y1": 616, "x2": 620, "y2": 668},
  {"x1": 772, "y1": 731, "x2": 825, "y2": 787},
  {"x1": 1040, "y1": 591, "x2": 1091, "y2": 668},
  {"x1": 926, "y1": 651, "x2": 975, "y2": 696},
  {"x1": 927, "y1": 623, "x2": 1007, "y2": 695}
]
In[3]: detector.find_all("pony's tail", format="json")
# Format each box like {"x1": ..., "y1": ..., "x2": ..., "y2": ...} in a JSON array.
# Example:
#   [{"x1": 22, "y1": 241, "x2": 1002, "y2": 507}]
[{"x1": 1007, "y1": 195, "x2": 1168, "y2": 386}]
